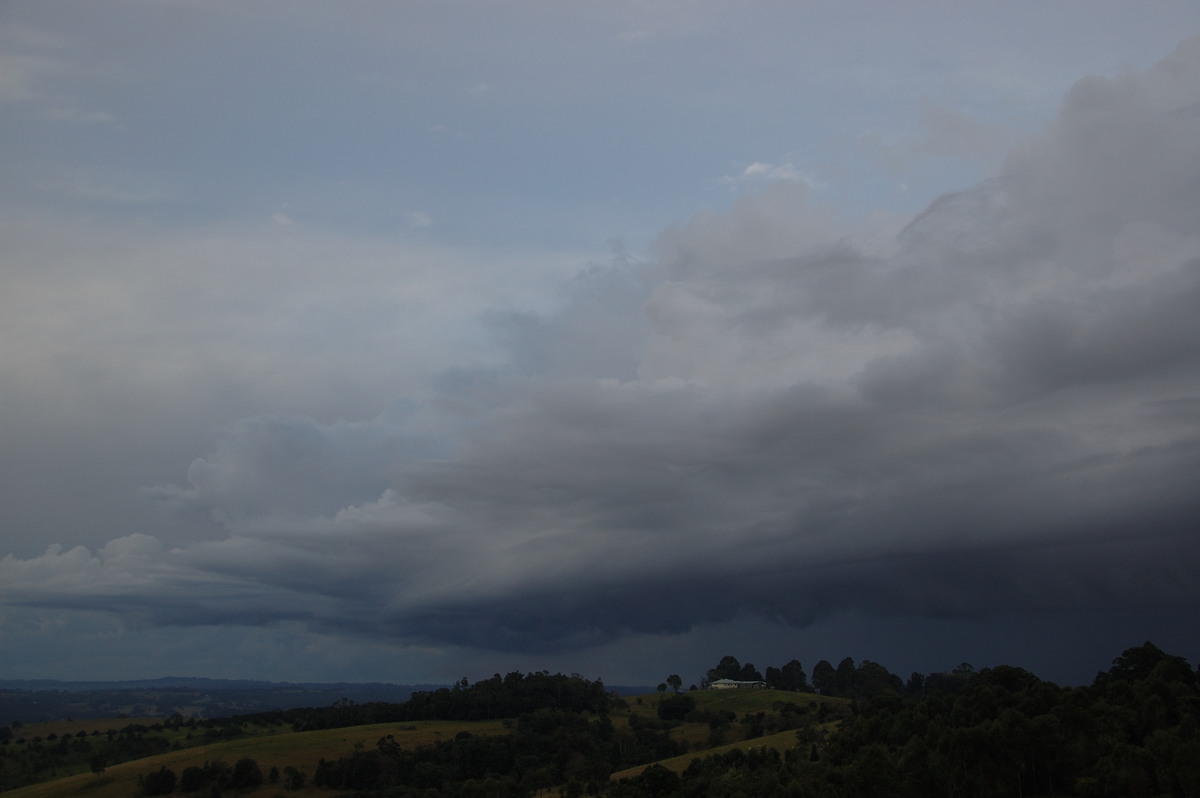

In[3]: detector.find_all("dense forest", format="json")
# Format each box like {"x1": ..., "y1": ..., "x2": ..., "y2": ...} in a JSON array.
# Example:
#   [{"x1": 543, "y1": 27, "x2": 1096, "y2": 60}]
[
  {"x1": 1, "y1": 642, "x2": 1196, "y2": 796},
  {"x1": 615, "y1": 642, "x2": 1200, "y2": 798}
]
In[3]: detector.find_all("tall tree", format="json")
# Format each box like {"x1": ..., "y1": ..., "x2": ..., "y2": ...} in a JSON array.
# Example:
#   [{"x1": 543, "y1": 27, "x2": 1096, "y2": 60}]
[
  {"x1": 811, "y1": 660, "x2": 836, "y2": 696},
  {"x1": 739, "y1": 662, "x2": 763, "y2": 681},
  {"x1": 906, "y1": 672, "x2": 926, "y2": 694},
  {"x1": 707, "y1": 655, "x2": 742, "y2": 685},
  {"x1": 856, "y1": 660, "x2": 902, "y2": 699},
  {"x1": 835, "y1": 657, "x2": 858, "y2": 699},
  {"x1": 781, "y1": 659, "x2": 808, "y2": 691},
  {"x1": 714, "y1": 656, "x2": 741, "y2": 680},
  {"x1": 1107, "y1": 641, "x2": 1195, "y2": 685}
]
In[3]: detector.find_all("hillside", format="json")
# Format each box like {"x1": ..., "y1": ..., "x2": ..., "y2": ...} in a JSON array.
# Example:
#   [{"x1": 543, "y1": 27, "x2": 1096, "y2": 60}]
[
  {"x1": 3, "y1": 719, "x2": 510, "y2": 798},
  {"x1": 2, "y1": 681, "x2": 839, "y2": 797},
  {"x1": 3, "y1": 644, "x2": 1198, "y2": 797}
]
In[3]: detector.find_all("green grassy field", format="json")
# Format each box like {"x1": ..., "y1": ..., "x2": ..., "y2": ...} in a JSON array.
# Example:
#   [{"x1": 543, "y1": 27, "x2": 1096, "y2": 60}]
[
  {"x1": 4, "y1": 719, "x2": 509, "y2": 798},
  {"x1": 6, "y1": 690, "x2": 843, "y2": 797},
  {"x1": 609, "y1": 728, "x2": 803, "y2": 781},
  {"x1": 608, "y1": 689, "x2": 846, "y2": 781},
  {"x1": 11, "y1": 719, "x2": 171, "y2": 740}
]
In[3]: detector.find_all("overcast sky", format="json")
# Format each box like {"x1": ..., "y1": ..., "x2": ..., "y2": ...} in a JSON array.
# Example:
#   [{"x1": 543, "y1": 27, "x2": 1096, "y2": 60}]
[{"x1": 3, "y1": 1, "x2": 1200, "y2": 688}]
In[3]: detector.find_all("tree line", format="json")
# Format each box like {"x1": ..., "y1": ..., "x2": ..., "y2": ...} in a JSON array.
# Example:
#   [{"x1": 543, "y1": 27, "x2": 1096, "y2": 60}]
[
  {"x1": 700, "y1": 653, "x2": 978, "y2": 699},
  {"x1": 5, "y1": 643, "x2": 1197, "y2": 796},
  {"x1": 261, "y1": 670, "x2": 610, "y2": 731},
  {"x1": 622, "y1": 642, "x2": 1200, "y2": 797}
]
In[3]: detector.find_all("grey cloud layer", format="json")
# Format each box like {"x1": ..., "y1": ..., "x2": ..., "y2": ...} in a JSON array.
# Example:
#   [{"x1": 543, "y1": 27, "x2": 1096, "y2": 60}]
[{"x1": 4, "y1": 39, "x2": 1200, "y2": 654}]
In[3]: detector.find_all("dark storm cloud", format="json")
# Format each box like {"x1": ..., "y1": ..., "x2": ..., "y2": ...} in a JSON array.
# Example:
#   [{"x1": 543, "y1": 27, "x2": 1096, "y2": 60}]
[{"x1": 4, "y1": 38, "x2": 1200, "y2": 657}]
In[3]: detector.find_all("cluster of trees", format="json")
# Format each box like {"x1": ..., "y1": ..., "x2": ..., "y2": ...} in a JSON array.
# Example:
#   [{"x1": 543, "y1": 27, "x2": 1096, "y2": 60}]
[
  {"x1": 400, "y1": 672, "x2": 609, "y2": 721},
  {"x1": 616, "y1": 642, "x2": 1199, "y2": 798},
  {"x1": 140, "y1": 757, "x2": 275, "y2": 795},
  {"x1": 261, "y1": 671, "x2": 609, "y2": 732},
  {"x1": 703, "y1": 655, "x2": 810, "y2": 692},
  {"x1": 310, "y1": 705, "x2": 685, "y2": 796},
  {"x1": 0, "y1": 720, "x2": 189, "y2": 791},
  {"x1": 9, "y1": 643, "x2": 1199, "y2": 797},
  {"x1": 179, "y1": 757, "x2": 264, "y2": 793},
  {"x1": 701, "y1": 654, "x2": 978, "y2": 700},
  {"x1": 810, "y1": 657, "x2": 980, "y2": 700},
  {"x1": 1, "y1": 673, "x2": 610, "y2": 794}
]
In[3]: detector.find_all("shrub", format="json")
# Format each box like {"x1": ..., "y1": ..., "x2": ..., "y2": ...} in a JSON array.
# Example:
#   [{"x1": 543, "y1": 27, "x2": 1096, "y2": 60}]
[
  {"x1": 282, "y1": 766, "x2": 306, "y2": 790},
  {"x1": 231, "y1": 757, "x2": 263, "y2": 789},
  {"x1": 142, "y1": 766, "x2": 177, "y2": 795},
  {"x1": 180, "y1": 765, "x2": 207, "y2": 792},
  {"x1": 656, "y1": 694, "x2": 696, "y2": 721}
]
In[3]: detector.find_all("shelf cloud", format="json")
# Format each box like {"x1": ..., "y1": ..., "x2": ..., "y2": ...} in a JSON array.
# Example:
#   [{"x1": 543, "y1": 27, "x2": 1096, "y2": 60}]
[{"x1": 5, "y1": 38, "x2": 1200, "y2": 670}]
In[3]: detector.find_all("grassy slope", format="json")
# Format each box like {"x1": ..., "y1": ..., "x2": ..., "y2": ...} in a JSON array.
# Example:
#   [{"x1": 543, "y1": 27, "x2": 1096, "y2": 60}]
[
  {"x1": 5, "y1": 719, "x2": 508, "y2": 798},
  {"x1": 10, "y1": 690, "x2": 846, "y2": 796},
  {"x1": 3, "y1": 718, "x2": 280, "y2": 786},
  {"x1": 609, "y1": 728, "x2": 803, "y2": 781},
  {"x1": 609, "y1": 690, "x2": 847, "y2": 781},
  {"x1": 11, "y1": 719, "x2": 171, "y2": 740}
]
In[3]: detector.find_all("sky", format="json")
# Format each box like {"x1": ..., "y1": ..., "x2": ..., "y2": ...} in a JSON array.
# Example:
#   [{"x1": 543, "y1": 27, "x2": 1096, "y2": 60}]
[{"x1": 2, "y1": 1, "x2": 1200, "y2": 689}]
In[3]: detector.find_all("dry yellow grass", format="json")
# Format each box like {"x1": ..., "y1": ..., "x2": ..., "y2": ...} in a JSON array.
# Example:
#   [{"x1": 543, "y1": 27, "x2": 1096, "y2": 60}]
[
  {"x1": 4, "y1": 719, "x2": 509, "y2": 798},
  {"x1": 609, "y1": 728, "x2": 803, "y2": 781},
  {"x1": 11, "y1": 718, "x2": 170, "y2": 740},
  {"x1": 9, "y1": 690, "x2": 847, "y2": 796},
  {"x1": 605, "y1": 689, "x2": 848, "y2": 782}
]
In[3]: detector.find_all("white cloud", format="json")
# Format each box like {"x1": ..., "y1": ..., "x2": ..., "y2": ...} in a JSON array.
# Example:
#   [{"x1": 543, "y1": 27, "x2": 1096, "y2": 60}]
[{"x1": 722, "y1": 160, "x2": 822, "y2": 189}]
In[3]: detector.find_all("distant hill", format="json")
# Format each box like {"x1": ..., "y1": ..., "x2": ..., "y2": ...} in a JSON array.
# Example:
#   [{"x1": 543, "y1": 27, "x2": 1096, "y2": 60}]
[
  {"x1": 604, "y1": 684, "x2": 657, "y2": 696},
  {"x1": 0, "y1": 678, "x2": 444, "y2": 723},
  {"x1": 0, "y1": 676, "x2": 425, "y2": 692},
  {"x1": 5, "y1": 646, "x2": 1197, "y2": 797},
  {"x1": 0, "y1": 678, "x2": 656, "y2": 723}
]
